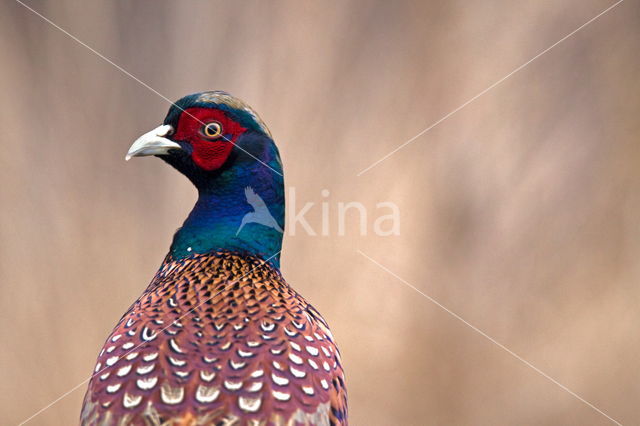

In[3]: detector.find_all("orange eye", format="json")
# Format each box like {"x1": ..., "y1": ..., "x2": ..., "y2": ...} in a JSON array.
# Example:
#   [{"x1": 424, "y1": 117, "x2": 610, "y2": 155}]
[{"x1": 202, "y1": 122, "x2": 223, "y2": 139}]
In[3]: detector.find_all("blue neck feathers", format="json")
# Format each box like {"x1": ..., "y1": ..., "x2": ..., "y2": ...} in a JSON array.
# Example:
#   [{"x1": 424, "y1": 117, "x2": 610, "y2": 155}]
[{"x1": 169, "y1": 133, "x2": 285, "y2": 268}]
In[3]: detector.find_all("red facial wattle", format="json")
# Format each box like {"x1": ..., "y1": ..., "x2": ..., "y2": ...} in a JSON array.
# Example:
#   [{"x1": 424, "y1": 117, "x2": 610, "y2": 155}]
[
  {"x1": 190, "y1": 139, "x2": 232, "y2": 171},
  {"x1": 172, "y1": 107, "x2": 247, "y2": 171}
]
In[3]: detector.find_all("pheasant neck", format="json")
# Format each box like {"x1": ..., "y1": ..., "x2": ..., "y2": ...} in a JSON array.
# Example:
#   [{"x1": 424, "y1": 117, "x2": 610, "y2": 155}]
[{"x1": 169, "y1": 138, "x2": 285, "y2": 268}]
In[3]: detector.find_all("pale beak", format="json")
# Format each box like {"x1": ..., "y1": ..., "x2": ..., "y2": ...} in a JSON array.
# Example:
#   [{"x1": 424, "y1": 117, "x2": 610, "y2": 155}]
[{"x1": 125, "y1": 124, "x2": 181, "y2": 161}]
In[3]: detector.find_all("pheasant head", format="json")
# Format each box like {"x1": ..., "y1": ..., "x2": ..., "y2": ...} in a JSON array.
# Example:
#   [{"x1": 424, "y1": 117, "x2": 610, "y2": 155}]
[{"x1": 126, "y1": 91, "x2": 285, "y2": 266}]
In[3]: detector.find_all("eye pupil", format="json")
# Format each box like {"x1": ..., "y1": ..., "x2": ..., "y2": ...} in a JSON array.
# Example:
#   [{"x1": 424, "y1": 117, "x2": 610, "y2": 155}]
[{"x1": 203, "y1": 122, "x2": 222, "y2": 139}]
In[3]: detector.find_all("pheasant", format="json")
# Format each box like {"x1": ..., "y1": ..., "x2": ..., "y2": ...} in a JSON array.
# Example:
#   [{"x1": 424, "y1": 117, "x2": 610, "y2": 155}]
[{"x1": 81, "y1": 91, "x2": 347, "y2": 425}]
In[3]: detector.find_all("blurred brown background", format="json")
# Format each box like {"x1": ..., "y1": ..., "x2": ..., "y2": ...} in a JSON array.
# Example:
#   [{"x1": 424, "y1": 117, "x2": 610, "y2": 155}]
[{"x1": 1, "y1": 0, "x2": 639, "y2": 424}]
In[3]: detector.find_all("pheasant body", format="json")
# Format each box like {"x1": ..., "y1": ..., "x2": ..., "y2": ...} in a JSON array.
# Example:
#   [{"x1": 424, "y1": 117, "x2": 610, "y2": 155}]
[
  {"x1": 81, "y1": 92, "x2": 347, "y2": 424},
  {"x1": 82, "y1": 252, "x2": 346, "y2": 425}
]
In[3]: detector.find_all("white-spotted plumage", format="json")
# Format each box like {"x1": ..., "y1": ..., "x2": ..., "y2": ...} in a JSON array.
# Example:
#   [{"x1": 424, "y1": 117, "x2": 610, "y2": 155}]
[
  {"x1": 142, "y1": 352, "x2": 158, "y2": 362},
  {"x1": 284, "y1": 327, "x2": 298, "y2": 337},
  {"x1": 168, "y1": 338, "x2": 183, "y2": 354},
  {"x1": 288, "y1": 353, "x2": 303, "y2": 365},
  {"x1": 160, "y1": 383, "x2": 184, "y2": 405},
  {"x1": 195, "y1": 385, "x2": 220, "y2": 403},
  {"x1": 290, "y1": 366, "x2": 306, "y2": 378},
  {"x1": 136, "y1": 377, "x2": 158, "y2": 391},
  {"x1": 246, "y1": 381, "x2": 263, "y2": 392},
  {"x1": 116, "y1": 365, "x2": 132, "y2": 377},
  {"x1": 289, "y1": 341, "x2": 301, "y2": 351},
  {"x1": 141, "y1": 326, "x2": 157, "y2": 342},
  {"x1": 123, "y1": 392, "x2": 142, "y2": 408},
  {"x1": 224, "y1": 380, "x2": 243, "y2": 391},
  {"x1": 82, "y1": 249, "x2": 348, "y2": 424},
  {"x1": 238, "y1": 395, "x2": 262, "y2": 413},
  {"x1": 125, "y1": 352, "x2": 139, "y2": 361},
  {"x1": 237, "y1": 349, "x2": 254, "y2": 358},
  {"x1": 200, "y1": 370, "x2": 216, "y2": 382},
  {"x1": 261, "y1": 321, "x2": 275, "y2": 332},
  {"x1": 136, "y1": 364, "x2": 155, "y2": 375},
  {"x1": 230, "y1": 360, "x2": 246, "y2": 370},
  {"x1": 106, "y1": 384, "x2": 121, "y2": 394},
  {"x1": 168, "y1": 356, "x2": 186, "y2": 367},
  {"x1": 272, "y1": 390, "x2": 291, "y2": 401},
  {"x1": 271, "y1": 373, "x2": 289, "y2": 386}
]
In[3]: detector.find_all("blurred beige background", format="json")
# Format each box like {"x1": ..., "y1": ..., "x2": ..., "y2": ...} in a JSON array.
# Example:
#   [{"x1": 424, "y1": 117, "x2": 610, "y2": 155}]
[{"x1": 1, "y1": 0, "x2": 639, "y2": 424}]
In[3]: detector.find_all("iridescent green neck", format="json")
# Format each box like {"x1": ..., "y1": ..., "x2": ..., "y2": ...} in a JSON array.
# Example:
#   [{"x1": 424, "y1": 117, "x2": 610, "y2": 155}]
[{"x1": 169, "y1": 134, "x2": 284, "y2": 268}]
